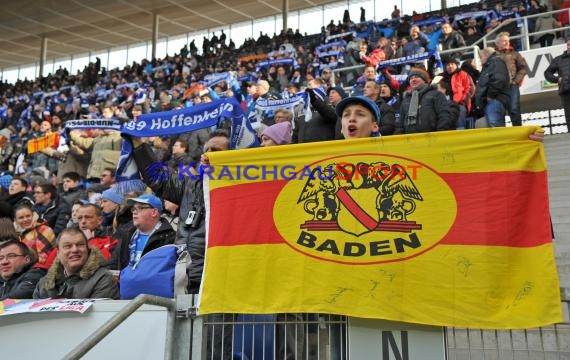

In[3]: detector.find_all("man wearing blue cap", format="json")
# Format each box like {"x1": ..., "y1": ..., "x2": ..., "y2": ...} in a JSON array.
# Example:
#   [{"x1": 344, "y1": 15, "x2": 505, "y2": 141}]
[
  {"x1": 335, "y1": 95, "x2": 380, "y2": 139},
  {"x1": 111, "y1": 194, "x2": 175, "y2": 271}
]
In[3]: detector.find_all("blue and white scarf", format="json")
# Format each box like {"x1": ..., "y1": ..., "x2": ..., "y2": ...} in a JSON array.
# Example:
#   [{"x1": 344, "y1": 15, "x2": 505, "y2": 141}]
[
  {"x1": 247, "y1": 94, "x2": 305, "y2": 126},
  {"x1": 315, "y1": 41, "x2": 346, "y2": 54},
  {"x1": 325, "y1": 31, "x2": 356, "y2": 43},
  {"x1": 204, "y1": 72, "x2": 234, "y2": 88},
  {"x1": 452, "y1": 10, "x2": 492, "y2": 24},
  {"x1": 117, "y1": 82, "x2": 140, "y2": 90},
  {"x1": 116, "y1": 98, "x2": 257, "y2": 193},
  {"x1": 317, "y1": 50, "x2": 343, "y2": 59},
  {"x1": 377, "y1": 51, "x2": 443, "y2": 73},
  {"x1": 58, "y1": 118, "x2": 123, "y2": 155},
  {"x1": 412, "y1": 17, "x2": 447, "y2": 27},
  {"x1": 64, "y1": 119, "x2": 122, "y2": 131},
  {"x1": 246, "y1": 90, "x2": 317, "y2": 127},
  {"x1": 255, "y1": 58, "x2": 299, "y2": 73},
  {"x1": 239, "y1": 73, "x2": 258, "y2": 83}
]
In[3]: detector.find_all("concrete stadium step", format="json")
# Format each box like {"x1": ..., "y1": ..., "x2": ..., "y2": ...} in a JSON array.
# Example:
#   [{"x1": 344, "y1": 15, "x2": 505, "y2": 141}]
[{"x1": 545, "y1": 133, "x2": 570, "y2": 292}]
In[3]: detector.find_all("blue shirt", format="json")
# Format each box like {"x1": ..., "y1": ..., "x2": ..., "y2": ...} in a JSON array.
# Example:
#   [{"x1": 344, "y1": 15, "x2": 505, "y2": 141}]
[{"x1": 129, "y1": 233, "x2": 150, "y2": 267}]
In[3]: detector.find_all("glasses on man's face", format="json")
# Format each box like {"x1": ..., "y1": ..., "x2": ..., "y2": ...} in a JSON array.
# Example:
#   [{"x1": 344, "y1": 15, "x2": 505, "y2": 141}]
[
  {"x1": 131, "y1": 206, "x2": 153, "y2": 213},
  {"x1": 0, "y1": 253, "x2": 26, "y2": 261},
  {"x1": 34, "y1": 191, "x2": 45, "y2": 195}
]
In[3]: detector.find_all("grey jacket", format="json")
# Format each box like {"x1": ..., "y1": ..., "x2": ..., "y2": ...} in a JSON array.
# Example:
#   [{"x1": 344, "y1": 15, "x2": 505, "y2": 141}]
[{"x1": 33, "y1": 247, "x2": 119, "y2": 299}]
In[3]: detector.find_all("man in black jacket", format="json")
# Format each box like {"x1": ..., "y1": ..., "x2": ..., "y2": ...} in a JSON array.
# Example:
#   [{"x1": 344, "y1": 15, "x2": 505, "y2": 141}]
[
  {"x1": 110, "y1": 194, "x2": 175, "y2": 271},
  {"x1": 293, "y1": 78, "x2": 338, "y2": 143},
  {"x1": 0, "y1": 177, "x2": 33, "y2": 216},
  {"x1": 474, "y1": 48, "x2": 511, "y2": 128},
  {"x1": 362, "y1": 77, "x2": 400, "y2": 136},
  {"x1": 544, "y1": 38, "x2": 570, "y2": 132},
  {"x1": 0, "y1": 240, "x2": 46, "y2": 300},
  {"x1": 397, "y1": 67, "x2": 457, "y2": 134},
  {"x1": 438, "y1": 22, "x2": 466, "y2": 61},
  {"x1": 131, "y1": 130, "x2": 229, "y2": 293},
  {"x1": 33, "y1": 183, "x2": 71, "y2": 235}
]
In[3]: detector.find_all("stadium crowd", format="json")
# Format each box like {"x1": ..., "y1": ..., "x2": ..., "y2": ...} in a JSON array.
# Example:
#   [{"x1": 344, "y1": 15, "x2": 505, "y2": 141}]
[{"x1": 0, "y1": 0, "x2": 558, "y2": 303}]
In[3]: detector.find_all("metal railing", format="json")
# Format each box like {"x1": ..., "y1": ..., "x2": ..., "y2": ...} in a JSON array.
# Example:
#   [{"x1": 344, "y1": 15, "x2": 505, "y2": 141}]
[
  {"x1": 195, "y1": 301, "x2": 570, "y2": 359},
  {"x1": 62, "y1": 294, "x2": 176, "y2": 360}
]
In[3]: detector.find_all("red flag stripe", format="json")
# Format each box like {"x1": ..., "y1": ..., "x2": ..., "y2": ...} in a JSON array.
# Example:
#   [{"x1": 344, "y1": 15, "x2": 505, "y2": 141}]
[{"x1": 207, "y1": 170, "x2": 550, "y2": 248}]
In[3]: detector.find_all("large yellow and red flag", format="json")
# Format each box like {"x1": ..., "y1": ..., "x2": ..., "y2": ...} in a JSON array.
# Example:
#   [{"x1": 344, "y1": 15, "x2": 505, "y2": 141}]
[{"x1": 199, "y1": 127, "x2": 562, "y2": 329}]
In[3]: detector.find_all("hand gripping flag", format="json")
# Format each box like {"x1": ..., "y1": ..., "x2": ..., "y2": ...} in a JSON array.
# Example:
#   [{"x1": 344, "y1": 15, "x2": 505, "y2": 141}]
[{"x1": 198, "y1": 127, "x2": 562, "y2": 329}]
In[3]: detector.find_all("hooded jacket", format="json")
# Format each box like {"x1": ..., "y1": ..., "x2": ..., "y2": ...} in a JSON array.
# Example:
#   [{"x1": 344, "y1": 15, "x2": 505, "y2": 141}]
[{"x1": 33, "y1": 247, "x2": 119, "y2": 299}]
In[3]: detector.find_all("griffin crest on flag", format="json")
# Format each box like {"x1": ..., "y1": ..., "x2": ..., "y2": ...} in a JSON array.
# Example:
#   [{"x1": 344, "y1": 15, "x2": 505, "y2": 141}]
[{"x1": 297, "y1": 162, "x2": 423, "y2": 236}]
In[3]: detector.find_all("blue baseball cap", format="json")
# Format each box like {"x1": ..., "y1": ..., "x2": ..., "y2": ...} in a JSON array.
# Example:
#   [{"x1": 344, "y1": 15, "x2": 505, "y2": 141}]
[
  {"x1": 127, "y1": 194, "x2": 163, "y2": 213},
  {"x1": 335, "y1": 96, "x2": 381, "y2": 122}
]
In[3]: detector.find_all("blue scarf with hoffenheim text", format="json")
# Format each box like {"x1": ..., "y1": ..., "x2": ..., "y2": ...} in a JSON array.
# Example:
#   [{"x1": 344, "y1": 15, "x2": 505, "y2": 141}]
[{"x1": 116, "y1": 98, "x2": 259, "y2": 194}]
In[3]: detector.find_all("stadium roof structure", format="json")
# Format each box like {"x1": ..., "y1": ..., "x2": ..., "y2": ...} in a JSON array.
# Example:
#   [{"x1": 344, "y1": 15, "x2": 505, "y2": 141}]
[{"x1": 0, "y1": 0, "x2": 338, "y2": 69}]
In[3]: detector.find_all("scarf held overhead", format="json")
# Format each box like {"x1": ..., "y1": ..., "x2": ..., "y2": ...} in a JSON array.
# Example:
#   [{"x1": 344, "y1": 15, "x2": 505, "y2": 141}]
[
  {"x1": 377, "y1": 51, "x2": 443, "y2": 71},
  {"x1": 116, "y1": 98, "x2": 258, "y2": 193}
]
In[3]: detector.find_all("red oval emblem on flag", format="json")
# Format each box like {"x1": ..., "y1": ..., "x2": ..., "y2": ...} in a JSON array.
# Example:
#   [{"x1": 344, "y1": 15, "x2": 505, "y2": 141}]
[{"x1": 273, "y1": 154, "x2": 457, "y2": 264}]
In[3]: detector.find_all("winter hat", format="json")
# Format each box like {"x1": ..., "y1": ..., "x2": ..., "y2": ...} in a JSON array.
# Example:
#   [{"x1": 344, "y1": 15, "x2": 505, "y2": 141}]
[
  {"x1": 408, "y1": 67, "x2": 431, "y2": 83},
  {"x1": 380, "y1": 77, "x2": 400, "y2": 96},
  {"x1": 0, "y1": 174, "x2": 13, "y2": 191},
  {"x1": 327, "y1": 86, "x2": 348, "y2": 99},
  {"x1": 101, "y1": 188, "x2": 124, "y2": 205},
  {"x1": 261, "y1": 122, "x2": 292, "y2": 145}
]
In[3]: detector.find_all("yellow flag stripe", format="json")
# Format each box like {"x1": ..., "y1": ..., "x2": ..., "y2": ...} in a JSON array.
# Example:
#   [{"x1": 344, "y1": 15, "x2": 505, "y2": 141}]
[{"x1": 199, "y1": 243, "x2": 562, "y2": 329}]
